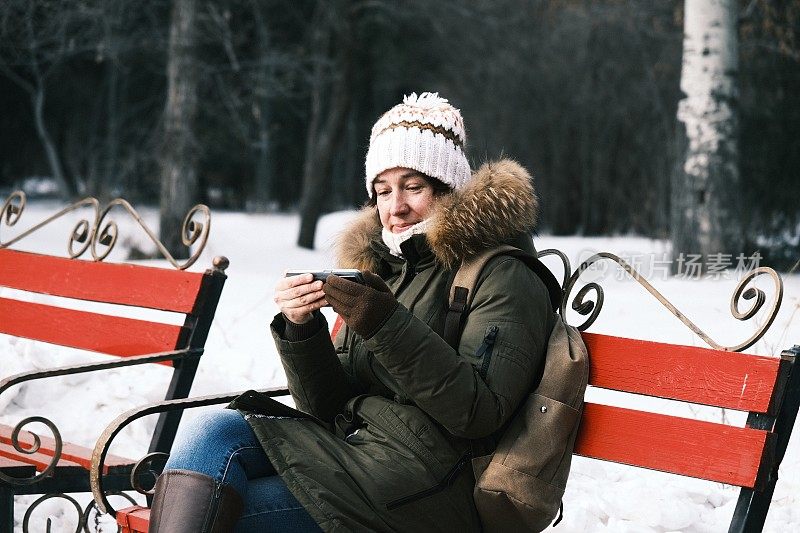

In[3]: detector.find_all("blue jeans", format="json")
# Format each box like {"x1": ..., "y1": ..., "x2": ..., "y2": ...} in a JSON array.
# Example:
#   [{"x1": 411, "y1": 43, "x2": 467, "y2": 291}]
[{"x1": 164, "y1": 409, "x2": 321, "y2": 532}]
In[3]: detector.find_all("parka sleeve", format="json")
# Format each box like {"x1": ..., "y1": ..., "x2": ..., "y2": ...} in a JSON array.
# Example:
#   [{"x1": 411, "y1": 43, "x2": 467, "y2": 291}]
[
  {"x1": 270, "y1": 313, "x2": 361, "y2": 422},
  {"x1": 364, "y1": 257, "x2": 554, "y2": 439}
]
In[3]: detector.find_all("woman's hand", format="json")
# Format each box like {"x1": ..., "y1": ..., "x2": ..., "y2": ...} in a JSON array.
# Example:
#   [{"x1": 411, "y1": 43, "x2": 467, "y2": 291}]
[
  {"x1": 274, "y1": 273, "x2": 327, "y2": 325},
  {"x1": 323, "y1": 271, "x2": 398, "y2": 339}
]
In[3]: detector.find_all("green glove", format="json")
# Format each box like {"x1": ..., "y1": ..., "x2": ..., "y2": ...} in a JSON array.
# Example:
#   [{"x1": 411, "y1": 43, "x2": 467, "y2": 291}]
[{"x1": 323, "y1": 271, "x2": 399, "y2": 340}]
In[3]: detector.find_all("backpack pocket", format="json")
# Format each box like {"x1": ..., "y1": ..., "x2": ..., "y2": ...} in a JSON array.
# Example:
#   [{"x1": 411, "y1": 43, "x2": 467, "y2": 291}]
[
  {"x1": 498, "y1": 393, "x2": 580, "y2": 483},
  {"x1": 473, "y1": 393, "x2": 582, "y2": 532}
]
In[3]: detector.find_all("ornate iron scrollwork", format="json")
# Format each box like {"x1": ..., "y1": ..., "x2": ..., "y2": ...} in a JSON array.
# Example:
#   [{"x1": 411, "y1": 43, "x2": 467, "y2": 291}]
[
  {"x1": 130, "y1": 451, "x2": 169, "y2": 495},
  {"x1": 537, "y1": 248, "x2": 572, "y2": 289},
  {"x1": 0, "y1": 190, "x2": 211, "y2": 270},
  {"x1": 0, "y1": 417, "x2": 62, "y2": 485},
  {"x1": 0, "y1": 348, "x2": 201, "y2": 488},
  {"x1": 22, "y1": 493, "x2": 83, "y2": 533},
  {"x1": 1, "y1": 191, "x2": 101, "y2": 258},
  {"x1": 91, "y1": 198, "x2": 210, "y2": 269},
  {"x1": 562, "y1": 252, "x2": 784, "y2": 352},
  {"x1": 21, "y1": 490, "x2": 138, "y2": 533},
  {"x1": 81, "y1": 491, "x2": 138, "y2": 533}
]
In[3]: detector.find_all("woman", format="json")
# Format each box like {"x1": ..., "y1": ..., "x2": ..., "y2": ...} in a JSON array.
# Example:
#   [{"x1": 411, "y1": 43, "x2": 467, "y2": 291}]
[{"x1": 149, "y1": 93, "x2": 555, "y2": 532}]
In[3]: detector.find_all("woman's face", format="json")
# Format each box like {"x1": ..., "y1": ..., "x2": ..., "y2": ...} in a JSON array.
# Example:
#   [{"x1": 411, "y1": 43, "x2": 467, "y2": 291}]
[{"x1": 374, "y1": 167, "x2": 437, "y2": 234}]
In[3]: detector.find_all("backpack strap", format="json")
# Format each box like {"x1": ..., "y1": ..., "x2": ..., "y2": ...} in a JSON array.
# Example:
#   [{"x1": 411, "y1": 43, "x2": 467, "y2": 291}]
[{"x1": 442, "y1": 244, "x2": 563, "y2": 349}]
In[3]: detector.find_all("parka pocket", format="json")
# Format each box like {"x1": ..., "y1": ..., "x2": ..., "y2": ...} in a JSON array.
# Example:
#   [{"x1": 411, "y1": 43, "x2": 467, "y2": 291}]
[
  {"x1": 474, "y1": 324, "x2": 499, "y2": 379},
  {"x1": 376, "y1": 403, "x2": 444, "y2": 478},
  {"x1": 354, "y1": 397, "x2": 472, "y2": 511},
  {"x1": 385, "y1": 451, "x2": 472, "y2": 510},
  {"x1": 462, "y1": 321, "x2": 538, "y2": 385}
]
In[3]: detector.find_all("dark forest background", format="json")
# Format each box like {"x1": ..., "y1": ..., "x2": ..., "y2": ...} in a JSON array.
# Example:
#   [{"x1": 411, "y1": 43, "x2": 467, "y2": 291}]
[{"x1": 1, "y1": 0, "x2": 798, "y2": 265}]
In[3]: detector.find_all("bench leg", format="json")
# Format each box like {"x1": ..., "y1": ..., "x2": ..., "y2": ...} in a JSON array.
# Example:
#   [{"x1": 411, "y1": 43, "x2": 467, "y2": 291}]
[
  {"x1": 730, "y1": 486, "x2": 774, "y2": 533},
  {"x1": 0, "y1": 488, "x2": 13, "y2": 533}
]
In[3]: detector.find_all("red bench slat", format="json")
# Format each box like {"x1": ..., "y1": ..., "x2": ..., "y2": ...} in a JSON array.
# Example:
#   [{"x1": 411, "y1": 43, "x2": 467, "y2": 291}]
[
  {"x1": 583, "y1": 333, "x2": 781, "y2": 414},
  {"x1": 0, "y1": 424, "x2": 133, "y2": 473},
  {"x1": 0, "y1": 248, "x2": 205, "y2": 313},
  {"x1": 117, "y1": 506, "x2": 151, "y2": 533},
  {"x1": 574, "y1": 402, "x2": 769, "y2": 487},
  {"x1": 0, "y1": 441, "x2": 85, "y2": 472},
  {"x1": 0, "y1": 297, "x2": 185, "y2": 359}
]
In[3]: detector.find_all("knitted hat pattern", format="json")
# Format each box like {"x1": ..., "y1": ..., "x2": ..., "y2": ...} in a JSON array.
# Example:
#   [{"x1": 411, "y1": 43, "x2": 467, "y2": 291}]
[{"x1": 365, "y1": 92, "x2": 471, "y2": 196}]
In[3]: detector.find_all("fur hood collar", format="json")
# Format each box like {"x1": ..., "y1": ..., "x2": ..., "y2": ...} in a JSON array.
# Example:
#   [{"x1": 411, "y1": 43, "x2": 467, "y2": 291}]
[{"x1": 335, "y1": 159, "x2": 538, "y2": 271}]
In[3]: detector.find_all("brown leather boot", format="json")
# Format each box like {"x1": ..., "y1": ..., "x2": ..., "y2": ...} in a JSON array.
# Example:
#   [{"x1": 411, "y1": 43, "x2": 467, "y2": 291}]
[{"x1": 148, "y1": 469, "x2": 244, "y2": 533}]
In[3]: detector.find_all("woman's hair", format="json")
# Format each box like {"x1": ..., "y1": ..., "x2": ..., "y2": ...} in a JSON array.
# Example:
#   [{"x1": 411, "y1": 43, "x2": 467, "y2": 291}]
[{"x1": 366, "y1": 174, "x2": 451, "y2": 206}]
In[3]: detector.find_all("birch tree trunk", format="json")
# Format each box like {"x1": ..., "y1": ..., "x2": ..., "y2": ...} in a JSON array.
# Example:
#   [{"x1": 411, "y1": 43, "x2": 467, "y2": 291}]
[
  {"x1": 672, "y1": 0, "x2": 741, "y2": 270},
  {"x1": 159, "y1": 0, "x2": 199, "y2": 259}
]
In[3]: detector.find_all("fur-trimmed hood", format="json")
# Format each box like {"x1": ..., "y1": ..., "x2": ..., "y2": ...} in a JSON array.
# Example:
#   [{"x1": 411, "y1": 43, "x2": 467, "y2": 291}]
[{"x1": 335, "y1": 159, "x2": 538, "y2": 271}]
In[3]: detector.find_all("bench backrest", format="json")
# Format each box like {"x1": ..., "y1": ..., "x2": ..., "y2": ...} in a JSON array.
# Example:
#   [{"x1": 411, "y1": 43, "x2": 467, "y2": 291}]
[
  {"x1": 576, "y1": 332, "x2": 800, "y2": 532},
  {"x1": 0, "y1": 247, "x2": 227, "y2": 453}
]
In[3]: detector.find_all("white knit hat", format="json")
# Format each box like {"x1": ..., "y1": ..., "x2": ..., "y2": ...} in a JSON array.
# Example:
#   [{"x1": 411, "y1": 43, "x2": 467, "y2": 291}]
[{"x1": 365, "y1": 92, "x2": 471, "y2": 196}]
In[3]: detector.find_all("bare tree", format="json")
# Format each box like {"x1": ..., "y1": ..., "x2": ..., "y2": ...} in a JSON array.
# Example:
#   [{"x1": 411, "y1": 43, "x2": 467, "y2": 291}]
[
  {"x1": 97, "y1": 0, "x2": 125, "y2": 200},
  {"x1": 296, "y1": 0, "x2": 356, "y2": 249},
  {"x1": 159, "y1": 0, "x2": 199, "y2": 258},
  {"x1": 0, "y1": 1, "x2": 101, "y2": 198},
  {"x1": 672, "y1": 0, "x2": 742, "y2": 269},
  {"x1": 249, "y1": 0, "x2": 277, "y2": 211},
  {"x1": 202, "y1": 0, "x2": 311, "y2": 211}
]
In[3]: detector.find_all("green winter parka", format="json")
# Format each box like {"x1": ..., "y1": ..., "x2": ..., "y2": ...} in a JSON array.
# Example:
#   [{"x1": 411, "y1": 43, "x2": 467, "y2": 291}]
[{"x1": 236, "y1": 159, "x2": 556, "y2": 532}]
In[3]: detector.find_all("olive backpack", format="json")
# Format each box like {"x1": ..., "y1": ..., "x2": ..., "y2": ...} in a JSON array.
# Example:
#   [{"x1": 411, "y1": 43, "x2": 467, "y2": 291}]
[{"x1": 443, "y1": 244, "x2": 589, "y2": 533}]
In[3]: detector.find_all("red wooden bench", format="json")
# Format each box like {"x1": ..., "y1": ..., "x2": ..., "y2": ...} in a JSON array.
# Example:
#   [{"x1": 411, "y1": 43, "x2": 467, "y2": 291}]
[
  {"x1": 92, "y1": 317, "x2": 800, "y2": 533},
  {"x1": 576, "y1": 333, "x2": 799, "y2": 532},
  {"x1": 0, "y1": 247, "x2": 228, "y2": 533}
]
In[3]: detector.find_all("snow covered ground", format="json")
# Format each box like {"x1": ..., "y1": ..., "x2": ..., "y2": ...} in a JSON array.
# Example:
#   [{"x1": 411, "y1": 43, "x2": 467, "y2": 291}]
[{"x1": 2, "y1": 201, "x2": 799, "y2": 532}]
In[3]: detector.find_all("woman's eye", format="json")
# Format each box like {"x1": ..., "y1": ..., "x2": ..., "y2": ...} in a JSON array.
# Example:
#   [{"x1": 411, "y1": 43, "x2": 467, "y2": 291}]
[{"x1": 376, "y1": 189, "x2": 390, "y2": 197}]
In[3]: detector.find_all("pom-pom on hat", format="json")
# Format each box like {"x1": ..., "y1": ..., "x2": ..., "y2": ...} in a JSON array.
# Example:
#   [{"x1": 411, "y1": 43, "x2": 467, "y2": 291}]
[{"x1": 365, "y1": 92, "x2": 471, "y2": 196}]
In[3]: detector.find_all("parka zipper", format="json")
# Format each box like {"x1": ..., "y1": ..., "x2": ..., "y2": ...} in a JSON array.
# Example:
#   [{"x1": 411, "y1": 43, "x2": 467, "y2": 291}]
[
  {"x1": 385, "y1": 451, "x2": 472, "y2": 511},
  {"x1": 475, "y1": 325, "x2": 499, "y2": 379}
]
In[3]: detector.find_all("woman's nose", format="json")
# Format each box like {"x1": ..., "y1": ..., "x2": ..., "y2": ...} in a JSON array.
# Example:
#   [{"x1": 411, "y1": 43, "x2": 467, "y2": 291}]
[{"x1": 389, "y1": 193, "x2": 409, "y2": 215}]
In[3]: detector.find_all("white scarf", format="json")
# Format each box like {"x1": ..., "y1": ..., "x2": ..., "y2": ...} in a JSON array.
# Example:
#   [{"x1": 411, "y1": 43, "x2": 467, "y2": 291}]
[{"x1": 381, "y1": 218, "x2": 433, "y2": 257}]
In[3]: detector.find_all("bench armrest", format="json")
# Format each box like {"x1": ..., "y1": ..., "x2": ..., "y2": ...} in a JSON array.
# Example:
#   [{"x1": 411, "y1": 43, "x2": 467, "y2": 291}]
[
  {"x1": 0, "y1": 347, "x2": 203, "y2": 399},
  {"x1": 90, "y1": 386, "x2": 290, "y2": 516},
  {"x1": 0, "y1": 348, "x2": 203, "y2": 486}
]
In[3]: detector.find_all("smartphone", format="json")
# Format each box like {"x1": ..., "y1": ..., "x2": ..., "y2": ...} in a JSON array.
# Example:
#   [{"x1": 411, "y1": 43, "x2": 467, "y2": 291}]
[{"x1": 285, "y1": 269, "x2": 365, "y2": 284}]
